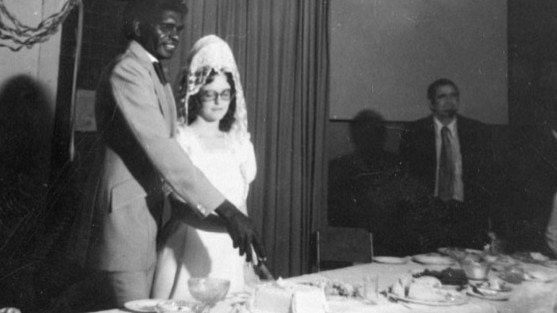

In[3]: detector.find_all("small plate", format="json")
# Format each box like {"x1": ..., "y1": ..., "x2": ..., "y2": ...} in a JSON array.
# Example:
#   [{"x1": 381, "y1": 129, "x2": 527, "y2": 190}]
[
  {"x1": 388, "y1": 292, "x2": 468, "y2": 306},
  {"x1": 412, "y1": 254, "x2": 455, "y2": 266},
  {"x1": 471, "y1": 282, "x2": 512, "y2": 293},
  {"x1": 373, "y1": 256, "x2": 408, "y2": 264},
  {"x1": 466, "y1": 288, "x2": 510, "y2": 301},
  {"x1": 124, "y1": 299, "x2": 165, "y2": 313}
]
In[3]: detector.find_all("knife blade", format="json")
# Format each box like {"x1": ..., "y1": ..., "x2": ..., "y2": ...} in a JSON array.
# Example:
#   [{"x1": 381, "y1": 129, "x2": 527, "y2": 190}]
[
  {"x1": 257, "y1": 261, "x2": 275, "y2": 281},
  {"x1": 251, "y1": 245, "x2": 275, "y2": 281}
]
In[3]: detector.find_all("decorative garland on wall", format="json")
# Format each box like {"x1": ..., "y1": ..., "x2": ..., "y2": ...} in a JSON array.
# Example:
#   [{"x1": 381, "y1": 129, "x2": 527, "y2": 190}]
[{"x1": 0, "y1": 0, "x2": 80, "y2": 51}]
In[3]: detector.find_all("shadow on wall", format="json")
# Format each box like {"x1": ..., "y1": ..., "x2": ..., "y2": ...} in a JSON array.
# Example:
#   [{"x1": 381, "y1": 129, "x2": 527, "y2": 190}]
[
  {"x1": 328, "y1": 110, "x2": 398, "y2": 229},
  {"x1": 327, "y1": 110, "x2": 422, "y2": 254},
  {"x1": 0, "y1": 74, "x2": 53, "y2": 311},
  {"x1": 0, "y1": 74, "x2": 52, "y2": 178}
]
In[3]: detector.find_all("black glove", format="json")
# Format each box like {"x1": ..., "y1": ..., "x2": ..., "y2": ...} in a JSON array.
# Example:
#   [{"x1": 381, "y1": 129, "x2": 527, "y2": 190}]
[{"x1": 215, "y1": 200, "x2": 266, "y2": 263}]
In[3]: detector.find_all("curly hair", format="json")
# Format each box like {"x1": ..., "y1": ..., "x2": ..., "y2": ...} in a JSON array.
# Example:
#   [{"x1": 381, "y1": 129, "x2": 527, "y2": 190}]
[{"x1": 187, "y1": 69, "x2": 237, "y2": 132}]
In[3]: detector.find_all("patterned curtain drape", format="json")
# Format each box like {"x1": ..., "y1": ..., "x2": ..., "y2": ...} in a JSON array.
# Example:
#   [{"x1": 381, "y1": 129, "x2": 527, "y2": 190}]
[{"x1": 166, "y1": 0, "x2": 329, "y2": 277}]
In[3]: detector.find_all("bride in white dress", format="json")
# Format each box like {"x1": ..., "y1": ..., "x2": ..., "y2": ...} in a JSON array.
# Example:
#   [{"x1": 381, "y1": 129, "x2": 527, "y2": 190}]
[{"x1": 151, "y1": 35, "x2": 257, "y2": 299}]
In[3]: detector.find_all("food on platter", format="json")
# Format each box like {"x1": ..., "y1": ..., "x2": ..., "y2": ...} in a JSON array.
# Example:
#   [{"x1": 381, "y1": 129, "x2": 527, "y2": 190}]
[
  {"x1": 412, "y1": 253, "x2": 455, "y2": 265},
  {"x1": 389, "y1": 275, "x2": 463, "y2": 304},
  {"x1": 373, "y1": 256, "x2": 408, "y2": 264},
  {"x1": 249, "y1": 279, "x2": 329, "y2": 313},
  {"x1": 412, "y1": 268, "x2": 468, "y2": 286},
  {"x1": 302, "y1": 280, "x2": 363, "y2": 298}
]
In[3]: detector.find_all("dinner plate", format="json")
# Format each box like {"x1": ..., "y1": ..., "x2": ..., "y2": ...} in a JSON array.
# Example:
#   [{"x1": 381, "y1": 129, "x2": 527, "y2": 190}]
[
  {"x1": 466, "y1": 288, "x2": 510, "y2": 301},
  {"x1": 373, "y1": 256, "x2": 408, "y2": 264},
  {"x1": 412, "y1": 254, "x2": 455, "y2": 266},
  {"x1": 523, "y1": 270, "x2": 553, "y2": 282},
  {"x1": 471, "y1": 282, "x2": 513, "y2": 293},
  {"x1": 493, "y1": 255, "x2": 518, "y2": 266},
  {"x1": 437, "y1": 247, "x2": 482, "y2": 256},
  {"x1": 388, "y1": 293, "x2": 468, "y2": 306},
  {"x1": 124, "y1": 299, "x2": 165, "y2": 313},
  {"x1": 542, "y1": 260, "x2": 557, "y2": 269},
  {"x1": 437, "y1": 247, "x2": 460, "y2": 255}
]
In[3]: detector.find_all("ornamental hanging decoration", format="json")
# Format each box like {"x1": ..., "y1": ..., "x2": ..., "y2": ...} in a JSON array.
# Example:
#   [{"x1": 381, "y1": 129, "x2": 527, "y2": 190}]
[{"x1": 0, "y1": 0, "x2": 80, "y2": 51}]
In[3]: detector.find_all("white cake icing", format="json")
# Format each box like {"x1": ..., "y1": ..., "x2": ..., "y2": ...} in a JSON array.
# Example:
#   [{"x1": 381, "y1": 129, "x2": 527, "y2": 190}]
[{"x1": 249, "y1": 279, "x2": 329, "y2": 313}]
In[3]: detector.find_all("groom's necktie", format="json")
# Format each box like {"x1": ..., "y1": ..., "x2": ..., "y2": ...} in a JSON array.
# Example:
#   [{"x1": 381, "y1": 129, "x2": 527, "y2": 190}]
[
  {"x1": 438, "y1": 126, "x2": 454, "y2": 201},
  {"x1": 153, "y1": 61, "x2": 167, "y2": 85}
]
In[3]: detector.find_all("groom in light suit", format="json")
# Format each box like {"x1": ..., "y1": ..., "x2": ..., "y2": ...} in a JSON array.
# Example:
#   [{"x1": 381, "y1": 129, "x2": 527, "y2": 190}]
[{"x1": 88, "y1": 0, "x2": 265, "y2": 307}]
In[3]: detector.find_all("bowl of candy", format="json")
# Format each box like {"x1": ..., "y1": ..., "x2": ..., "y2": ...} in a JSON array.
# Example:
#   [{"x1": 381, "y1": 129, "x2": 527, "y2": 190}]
[
  {"x1": 459, "y1": 255, "x2": 492, "y2": 280},
  {"x1": 188, "y1": 278, "x2": 231, "y2": 306}
]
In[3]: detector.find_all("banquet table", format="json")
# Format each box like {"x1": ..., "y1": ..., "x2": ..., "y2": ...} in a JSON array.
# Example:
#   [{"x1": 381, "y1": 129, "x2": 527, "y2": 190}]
[{"x1": 93, "y1": 258, "x2": 557, "y2": 313}]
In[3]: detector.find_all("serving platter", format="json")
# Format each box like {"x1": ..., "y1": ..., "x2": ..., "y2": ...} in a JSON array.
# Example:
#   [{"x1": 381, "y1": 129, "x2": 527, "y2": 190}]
[
  {"x1": 124, "y1": 299, "x2": 165, "y2": 313},
  {"x1": 412, "y1": 253, "x2": 455, "y2": 266}
]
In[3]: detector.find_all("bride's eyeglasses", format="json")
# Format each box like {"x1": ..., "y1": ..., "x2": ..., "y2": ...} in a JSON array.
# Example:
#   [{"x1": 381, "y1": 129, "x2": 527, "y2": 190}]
[{"x1": 199, "y1": 89, "x2": 235, "y2": 102}]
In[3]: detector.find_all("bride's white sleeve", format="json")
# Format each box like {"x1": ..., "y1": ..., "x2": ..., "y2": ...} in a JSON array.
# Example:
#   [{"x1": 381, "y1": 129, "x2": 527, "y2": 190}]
[
  {"x1": 240, "y1": 138, "x2": 257, "y2": 187},
  {"x1": 175, "y1": 126, "x2": 195, "y2": 155}
]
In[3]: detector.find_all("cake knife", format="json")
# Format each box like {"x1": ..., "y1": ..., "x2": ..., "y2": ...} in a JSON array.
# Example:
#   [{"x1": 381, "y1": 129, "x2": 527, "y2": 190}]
[
  {"x1": 252, "y1": 246, "x2": 276, "y2": 281},
  {"x1": 257, "y1": 260, "x2": 276, "y2": 281}
]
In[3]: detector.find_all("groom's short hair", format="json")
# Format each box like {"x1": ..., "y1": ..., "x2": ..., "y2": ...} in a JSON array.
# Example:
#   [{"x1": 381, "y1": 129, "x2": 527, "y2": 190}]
[{"x1": 122, "y1": 0, "x2": 188, "y2": 40}]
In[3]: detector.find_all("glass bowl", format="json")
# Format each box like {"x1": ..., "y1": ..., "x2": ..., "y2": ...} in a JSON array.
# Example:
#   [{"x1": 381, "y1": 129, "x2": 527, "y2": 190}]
[
  {"x1": 155, "y1": 300, "x2": 204, "y2": 313},
  {"x1": 459, "y1": 256, "x2": 492, "y2": 280},
  {"x1": 188, "y1": 278, "x2": 231, "y2": 305}
]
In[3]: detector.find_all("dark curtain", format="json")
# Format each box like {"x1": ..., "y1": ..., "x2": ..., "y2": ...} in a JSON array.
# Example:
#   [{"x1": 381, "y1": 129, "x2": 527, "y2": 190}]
[{"x1": 166, "y1": 0, "x2": 329, "y2": 277}]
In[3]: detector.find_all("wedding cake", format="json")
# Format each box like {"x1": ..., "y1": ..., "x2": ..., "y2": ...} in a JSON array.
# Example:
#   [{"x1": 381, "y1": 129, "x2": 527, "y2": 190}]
[{"x1": 249, "y1": 279, "x2": 329, "y2": 313}]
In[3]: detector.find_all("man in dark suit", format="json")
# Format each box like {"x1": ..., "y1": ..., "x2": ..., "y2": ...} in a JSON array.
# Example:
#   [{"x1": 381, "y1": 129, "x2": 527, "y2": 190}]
[
  {"x1": 87, "y1": 0, "x2": 265, "y2": 306},
  {"x1": 398, "y1": 78, "x2": 496, "y2": 253}
]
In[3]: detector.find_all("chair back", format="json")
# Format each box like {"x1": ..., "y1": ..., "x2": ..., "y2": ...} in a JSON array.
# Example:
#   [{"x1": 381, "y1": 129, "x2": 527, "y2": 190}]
[{"x1": 314, "y1": 226, "x2": 373, "y2": 272}]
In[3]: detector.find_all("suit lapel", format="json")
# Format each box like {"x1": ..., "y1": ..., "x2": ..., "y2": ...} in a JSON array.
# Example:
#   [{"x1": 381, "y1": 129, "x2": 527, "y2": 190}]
[
  {"x1": 128, "y1": 41, "x2": 177, "y2": 136},
  {"x1": 153, "y1": 78, "x2": 176, "y2": 135}
]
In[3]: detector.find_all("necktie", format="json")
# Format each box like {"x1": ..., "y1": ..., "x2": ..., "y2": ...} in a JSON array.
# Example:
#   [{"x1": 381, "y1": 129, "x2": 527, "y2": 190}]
[
  {"x1": 438, "y1": 126, "x2": 454, "y2": 201},
  {"x1": 153, "y1": 62, "x2": 167, "y2": 85}
]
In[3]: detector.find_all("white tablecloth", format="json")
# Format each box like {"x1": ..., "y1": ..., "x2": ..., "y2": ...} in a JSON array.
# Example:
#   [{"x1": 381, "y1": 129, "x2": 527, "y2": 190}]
[
  {"x1": 93, "y1": 260, "x2": 557, "y2": 313},
  {"x1": 289, "y1": 261, "x2": 557, "y2": 313}
]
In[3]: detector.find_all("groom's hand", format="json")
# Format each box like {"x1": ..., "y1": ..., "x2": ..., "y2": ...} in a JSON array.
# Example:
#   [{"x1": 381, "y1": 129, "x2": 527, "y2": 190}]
[{"x1": 215, "y1": 200, "x2": 266, "y2": 263}]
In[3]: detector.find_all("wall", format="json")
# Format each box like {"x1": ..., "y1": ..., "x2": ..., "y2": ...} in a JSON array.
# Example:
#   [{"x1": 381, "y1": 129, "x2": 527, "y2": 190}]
[
  {"x1": 329, "y1": 0, "x2": 508, "y2": 124},
  {"x1": 0, "y1": 0, "x2": 65, "y2": 181}
]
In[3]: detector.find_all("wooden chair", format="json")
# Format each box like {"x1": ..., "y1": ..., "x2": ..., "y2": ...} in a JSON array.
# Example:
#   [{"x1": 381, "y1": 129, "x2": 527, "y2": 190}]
[{"x1": 313, "y1": 226, "x2": 373, "y2": 272}]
